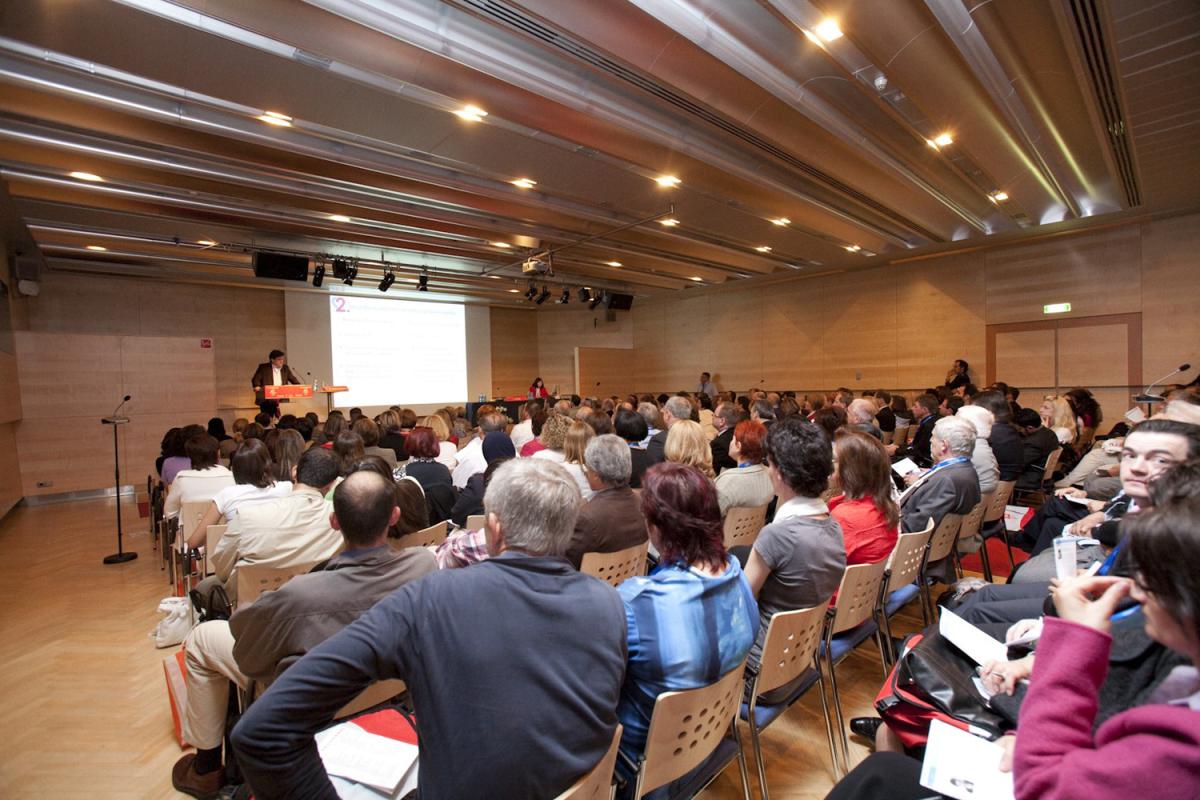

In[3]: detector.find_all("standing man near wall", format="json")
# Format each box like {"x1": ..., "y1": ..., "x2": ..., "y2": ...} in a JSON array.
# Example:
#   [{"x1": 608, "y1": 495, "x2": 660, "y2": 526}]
[{"x1": 251, "y1": 349, "x2": 301, "y2": 418}]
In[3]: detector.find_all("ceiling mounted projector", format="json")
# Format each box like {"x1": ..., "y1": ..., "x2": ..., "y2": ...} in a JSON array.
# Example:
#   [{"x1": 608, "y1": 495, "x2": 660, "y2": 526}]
[{"x1": 521, "y1": 256, "x2": 549, "y2": 275}]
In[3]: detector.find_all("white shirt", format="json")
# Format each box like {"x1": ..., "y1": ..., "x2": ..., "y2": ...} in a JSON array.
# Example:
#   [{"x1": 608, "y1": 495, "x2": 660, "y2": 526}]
[
  {"x1": 531, "y1": 449, "x2": 566, "y2": 464},
  {"x1": 510, "y1": 419, "x2": 535, "y2": 452},
  {"x1": 436, "y1": 440, "x2": 459, "y2": 471},
  {"x1": 561, "y1": 462, "x2": 594, "y2": 500},
  {"x1": 773, "y1": 495, "x2": 829, "y2": 523},
  {"x1": 451, "y1": 437, "x2": 486, "y2": 489},
  {"x1": 164, "y1": 465, "x2": 234, "y2": 518},
  {"x1": 271, "y1": 365, "x2": 283, "y2": 385},
  {"x1": 212, "y1": 481, "x2": 294, "y2": 519}
]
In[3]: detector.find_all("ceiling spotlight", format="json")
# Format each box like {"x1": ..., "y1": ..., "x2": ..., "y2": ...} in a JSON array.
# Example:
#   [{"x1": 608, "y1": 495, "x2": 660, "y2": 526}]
[
  {"x1": 535, "y1": 285, "x2": 551, "y2": 305},
  {"x1": 507, "y1": 288, "x2": 520, "y2": 293},
  {"x1": 197, "y1": 239, "x2": 217, "y2": 247},
  {"x1": 558, "y1": 288, "x2": 570, "y2": 304},
  {"x1": 454, "y1": 104, "x2": 488, "y2": 122},
  {"x1": 328, "y1": 214, "x2": 352, "y2": 223},
  {"x1": 689, "y1": 276, "x2": 703, "y2": 282},
  {"x1": 873, "y1": 73, "x2": 889, "y2": 93},
  {"x1": 771, "y1": 217, "x2": 791, "y2": 226},
  {"x1": 257, "y1": 111, "x2": 293, "y2": 127},
  {"x1": 511, "y1": 178, "x2": 537, "y2": 189},
  {"x1": 312, "y1": 263, "x2": 325, "y2": 287},
  {"x1": 69, "y1": 171, "x2": 104, "y2": 182},
  {"x1": 755, "y1": 245, "x2": 772, "y2": 253},
  {"x1": 655, "y1": 175, "x2": 681, "y2": 188},
  {"x1": 606, "y1": 261, "x2": 622, "y2": 267},
  {"x1": 933, "y1": 132, "x2": 954, "y2": 147},
  {"x1": 378, "y1": 271, "x2": 395, "y2": 292},
  {"x1": 989, "y1": 190, "x2": 1009, "y2": 203},
  {"x1": 86, "y1": 245, "x2": 107, "y2": 251},
  {"x1": 342, "y1": 261, "x2": 358, "y2": 285},
  {"x1": 525, "y1": 282, "x2": 537, "y2": 300},
  {"x1": 844, "y1": 244, "x2": 861, "y2": 252},
  {"x1": 814, "y1": 19, "x2": 843, "y2": 42},
  {"x1": 659, "y1": 218, "x2": 680, "y2": 227},
  {"x1": 417, "y1": 273, "x2": 429, "y2": 292},
  {"x1": 578, "y1": 287, "x2": 591, "y2": 302},
  {"x1": 490, "y1": 241, "x2": 511, "y2": 248}
]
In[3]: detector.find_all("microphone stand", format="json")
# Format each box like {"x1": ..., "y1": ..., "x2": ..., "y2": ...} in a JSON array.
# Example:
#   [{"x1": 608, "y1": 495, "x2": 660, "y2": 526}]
[
  {"x1": 1134, "y1": 363, "x2": 1191, "y2": 417},
  {"x1": 102, "y1": 396, "x2": 136, "y2": 565}
]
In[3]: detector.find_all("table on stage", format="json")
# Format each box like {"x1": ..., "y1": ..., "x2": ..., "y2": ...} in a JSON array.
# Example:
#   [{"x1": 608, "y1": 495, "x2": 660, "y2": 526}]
[
  {"x1": 465, "y1": 397, "x2": 556, "y2": 426},
  {"x1": 265, "y1": 384, "x2": 349, "y2": 414}
]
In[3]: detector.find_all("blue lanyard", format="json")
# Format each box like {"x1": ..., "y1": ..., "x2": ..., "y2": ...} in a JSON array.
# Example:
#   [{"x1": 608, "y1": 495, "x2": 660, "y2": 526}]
[{"x1": 924, "y1": 456, "x2": 970, "y2": 477}]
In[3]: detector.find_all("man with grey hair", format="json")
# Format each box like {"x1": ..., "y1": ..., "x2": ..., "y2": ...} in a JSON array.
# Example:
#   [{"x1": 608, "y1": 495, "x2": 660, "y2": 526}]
[
  {"x1": 553, "y1": 398, "x2": 575, "y2": 419},
  {"x1": 566, "y1": 434, "x2": 648, "y2": 568},
  {"x1": 846, "y1": 398, "x2": 883, "y2": 441},
  {"x1": 710, "y1": 400, "x2": 743, "y2": 474},
  {"x1": 646, "y1": 395, "x2": 694, "y2": 464},
  {"x1": 232, "y1": 458, "x2": 627, "y2": 800},
  {"x1": 900, "y1": 415, "x2": 982, "y2": 535}
]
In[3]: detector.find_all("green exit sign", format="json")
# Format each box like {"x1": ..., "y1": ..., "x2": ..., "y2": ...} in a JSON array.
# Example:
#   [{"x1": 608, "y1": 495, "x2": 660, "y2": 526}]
[{"x1": 1043, "y1": 302, "x2": 1072, "y2": 314}]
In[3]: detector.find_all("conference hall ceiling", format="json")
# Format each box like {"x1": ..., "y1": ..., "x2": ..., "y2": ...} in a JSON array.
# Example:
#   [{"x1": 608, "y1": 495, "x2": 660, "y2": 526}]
[{"x1": 0, "y1": 0, "x2": 1196, "y2": 306}]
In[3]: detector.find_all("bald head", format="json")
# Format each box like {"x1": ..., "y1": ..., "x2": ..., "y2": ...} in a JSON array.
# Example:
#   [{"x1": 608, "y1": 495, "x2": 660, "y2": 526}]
[{"x1": 332, "y1": 471, "x2": 398, "y2": 548}]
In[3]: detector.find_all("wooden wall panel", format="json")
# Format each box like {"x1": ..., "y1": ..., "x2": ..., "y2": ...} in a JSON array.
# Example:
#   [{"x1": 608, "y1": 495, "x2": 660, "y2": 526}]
[
  {"x1": 760, "y1": 279, "x2": 825, "y2": 391},
  {"x1": 632, "y1": 300, "x2": 667, "y2": 393},
  {"x1": 536, "y1": 308, "x2": 632, "y2": 395},
  {"x1": 15, "y1": 332, "x2": 124, "y2": 420},
  {"x1": 488, "y1": 307, "x2": 539, "y2": 396},
  {"x1": 993, "y1": 329, "x2": 1057, "y2": 387},
  {"x1": 0, "y1": 352, "x2": 20, "y2": 424},
  {"x1": 1058, "y1": 324, "x2": 1129, "y2": 388},
  {"x1": 707, "y1": 292, "x2": 764, "y2": 391},
  {"x1": 895, "y1": 254, "x2": 987, "y2": 389},
  {"x1": 820, "y1": 276, "x2": 899, "y2": 390},
  {"x1": 577, "y1": 347, "x2": 639, "y2": 398},
  {"x1": 1140, "y1": 215, "x2": 1200, "y2": 382},
  {"x1": 0, "y1": 422, "x2": 20, "y2": 516}
]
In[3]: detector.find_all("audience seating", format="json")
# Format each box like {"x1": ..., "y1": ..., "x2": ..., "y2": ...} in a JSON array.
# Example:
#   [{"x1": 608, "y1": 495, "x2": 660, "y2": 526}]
[
  {"x1": 876, "y1": 520, "x2": 936, "y2": 657},
  {"x1": 980, "y1": 479, "x2": 1018, "y2": 578},
  {"x1": 464, "y1": 514, "x2": 486, "y2": 530},
  {"x1": 235, "y1": 562, "x2": 317, "y2": 607},
  {"x1": 203, "y1": 524, "x2": 227, "y2": 576},
  {"x1": 553, "y1": 724, "x2": 623, "y2": 800},
  {"x1": 1013, "y1": 447, "x2": 1063, "y2": 506},
  {"x1": 333, "y1": 679, "x2": 409, "y2": 721},
  {"x1": 722, "y1": 504, "x2": 769, "y2": 550},
  {"x1": 918, "y1": 513, "x2": 962, "y2": 622},
  {"x1": 391, "y1": 520, "x2": 448, "y2": 550},
  {"x1": 820, "y1": 561, "x2": 889, "y2": 775},
  {"x1": 952, "y1": 496, "x2": 991, "y2": 580},
  {"x1": 619, "y1": 660, "x2": 752, "y2": 799},
  {"x1": 740, "y1": 604, "x2": 834, "y2": 797},
  {"x1": 580, "y1": 542, "x2": 649, "y2": 588}
]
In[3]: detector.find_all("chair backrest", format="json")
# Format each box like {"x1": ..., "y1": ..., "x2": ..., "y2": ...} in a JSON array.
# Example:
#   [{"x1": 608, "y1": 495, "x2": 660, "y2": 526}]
[
  {"x1": 580, "y1": 541, "x2": 649, "y2": 588},
  {"x1": 236, "y1": 562, "x2": 316, "y2": 607},
  {"x1": 906, "y1": 424, "x2": 919, "y2": 445},
  {"x1": 554, "y1": 724, "x2": 624, "y2": 800},
  {"x1": 205, "y1": 524, "x2": 227, "y2": 557},
  {"x1": 884, "y1": 520, "x2": 934, "y2": 595},
  {"x1": 722, "y1": 503, "x2": 769, "y2": 550},
  {"x1": 753, "y1": 605, "x2": 826, "y2": 697},
  {"x1": 465, "y1": 514, "x2": 486, "y2": 530},
  {"x1": 926, "y1": 512, "x2": 963, "y2": 563},
  {"x1": 957, "y1": 495, "x2": 990, "y2": 542},
  {"x1": 984, "y1": 480, "x2": 1016, "y2": 523},
  {"x1": 391, "y1": 520, "x2": 448, "y2": 550},
  {"x1": 880, "y1": 429, "x2": 894, "y2": 446},
  {"x1": 333, "y1": 679, "x2": 408, "y2": 720},
  {"x1": 828, "y1": 561, "x2": 887, "y2": 635},
  {"x1": 180, "y1": 500, "x2": 209, "y2": 541},
  {"x1": 1042, "y1": 448, "x2": 1063, "y2": 481},
  {"x1": 638, "y1": 660, "x2": 748, "y2": 797}
]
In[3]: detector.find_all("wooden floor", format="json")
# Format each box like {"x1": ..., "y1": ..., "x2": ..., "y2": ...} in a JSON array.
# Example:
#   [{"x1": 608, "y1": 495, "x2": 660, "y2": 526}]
[{"x1": 0, "y1": 497, "x2": 927, "y2": 799}]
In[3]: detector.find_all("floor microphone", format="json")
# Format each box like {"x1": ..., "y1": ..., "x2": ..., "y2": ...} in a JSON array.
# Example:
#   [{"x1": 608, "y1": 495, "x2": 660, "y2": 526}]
[{"x1": 1137, "y1": 363, "x2": 1191, "y2": 403}]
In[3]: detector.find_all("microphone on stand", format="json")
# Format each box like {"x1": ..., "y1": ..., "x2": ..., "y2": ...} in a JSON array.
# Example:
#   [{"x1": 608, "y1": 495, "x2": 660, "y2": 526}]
[
  {"x1": 102, "y1": 394, "x2": 136, "y2": 564},
  {"x1": 111, "y1": 394, "x2": 131, "y2": 418},
  {"x1": 1135, "y1": 363, "x2": 1191, "y2": 403}
]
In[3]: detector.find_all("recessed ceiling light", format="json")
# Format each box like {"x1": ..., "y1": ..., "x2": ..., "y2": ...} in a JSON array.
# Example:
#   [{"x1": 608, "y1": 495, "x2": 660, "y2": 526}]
[
  {"x1": 511, "y1": 178, "x2": 537, "y2": 189},
  {"x1": 454, "y1": 104, "x2": 488, "y2": 122},
  {"x1": 755, "y1": 245, "x2": 772, "y2": 253},
  {"x1": 490, "y1": 241, "x2": 511, "y2": 248},
  {"x1": 69, "y1": 171, "x2": 104, "y2": 182},
  {"x1": 689, "y1": 276, "x2": 703, "y2": 282},
  {"x1": 86, "y1": 245, "x2": 107, "y2": 251},
  {"x1": 659, "y1": 218, "x2": 680, "y2": 227},
  {"x1": 655, "y1": 175, "x2": 681, "y2": 188},
  {"x1": 814, "y1": 19, "x2": 843, "y2": 41},
  {"x1": 256, "y1": 111, "x2": 293, "y2": 127},
  {"x1": 844, "y1": 244, "x2": 861, "y2": 252},
  {"x1": 507, "y1": 288, "x2": 520, "y2": 293},
  {"x1": 989, "y1": 190, "x2": 1009, "y2": 203},
  {"x1": 489, "y1": 275, "x2": 503, "y2": 279},
  {"x1": 328, "y1": 214, "x2": 352, "y2": 223},
  {"x1": 770, "y1": 217, "x2": 791, "y2": 226},
  {"x1": 606, "y1": 261, "x2": 623, "y2": 267},
  {"x1": 197, "y1": 239, "x2": 217, "y2": 246},
  {"x1": 929, "y1": 132, "x2": 953, "y2": 148}
]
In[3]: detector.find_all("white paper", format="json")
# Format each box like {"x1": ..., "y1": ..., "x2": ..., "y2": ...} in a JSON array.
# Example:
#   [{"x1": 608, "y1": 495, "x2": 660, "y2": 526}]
[
  {"x1": 316, "y1": 721, "x2": 419, "y2": 794},
  {"x1": 1063, "y1": 493, "x2": 1092, "y2": 506},
  {"x1": 939, "y1": 607, "x2": 1009, "y2": 666},
  {"x1": 1053, "y1": 537, "x2": 1077, "y2": 581},
  {"x1": 920, "y1": 719, "x2": 1015, "y2": 800},
  {"x1": 1003, "y1": 505, "x2": 1031, "y2": 532},
  {"x1": 1124, "y1": 406, "x2": 1146, "y2": 424},
  {"x1": 892, "y1": 457, "x2": 920, "y2": 477}
]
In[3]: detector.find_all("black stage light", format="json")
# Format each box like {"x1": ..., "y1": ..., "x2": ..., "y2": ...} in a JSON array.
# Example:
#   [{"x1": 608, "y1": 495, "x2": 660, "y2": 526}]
[
  {"x1": 341, "y1": 261, "x2": 357, "y2": 285},
  {"x1": 589, "y1": 291, "x2": 604, "y2": 310},
  {"x1": 558, "y1": 288, "x2": 570, "y2": 304},
  {"x1": 417, "y1": 273, "x2": 429, "y2": 291},
  {"x1": 578, "y1": 287, "x2": 590, "y2": 302},
  {"x1": 378, "y1": 271, "x2": 395, "y2": 292},
  {"x1": 525, "y1": 282, "x2": 538, "y2": 300},
  {"x1": 535, "y1": 285, "x2": 551, "y2": 305},
  {"x1": 312, "y1": 263, "x2": 325, "y2": 287}
]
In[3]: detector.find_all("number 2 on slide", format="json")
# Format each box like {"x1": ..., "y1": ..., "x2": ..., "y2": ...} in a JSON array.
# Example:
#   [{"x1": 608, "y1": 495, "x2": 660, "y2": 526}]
[{"x1": 333, "y1": 297, "x2": 348, "y2": 312}]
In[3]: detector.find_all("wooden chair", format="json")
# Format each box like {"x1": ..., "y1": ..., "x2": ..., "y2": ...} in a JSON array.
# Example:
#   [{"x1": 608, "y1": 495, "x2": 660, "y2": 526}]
[
  {"x1": 820, "y1": 561, "x2": 889, "y2": 775},
  {"x1": 179, "y1": 500, "x2": 209, "y2": 549},
  {"x1": 1014, "y1": 448, "x2": 1063, "y2": 506},
  {"x1": 333, "y1": 679, "x2": 409, "y2": 720},
  {"x1": 740, "y1": 605, "x2": 833, "y2": 798},
  {"x1": 235, "y1": 562, "x2": 317, "y2": 607},
  {"x1": 620, "y1": 660, "x2": 752, "y2": 799},
  {"x1": 553, "y1": 724, "x2": 623, "y2": 800},
  {"x1": 580, "y1": 541, "x2": 649, "y2": 588},
  {"x1": 981, "y1": 480, "x2": 1017, "y2": 577},
  {"x1": 722, "y1": 504, "x2": 769, "y2": 550},
  {"x1": 952, "y1": 496, "x2": 991, "y2": 580},
  {"x1": 464, "y1": 514, "x2": 486, "y2": 530},
  {"x1": 877, "y1": 520, "x2": 935, "y2": 654},
  {"x1": 391, "y1": 520, "x2": 448, "y2": 550},
  {"x1": 203, "y1": 524, "x2": 227, "y2": 577},
  {"x1": 880, "y1": 429, "x2": 894, "y2": 446},
  {"x1": 919, "y1": 512, "x2": 962, "y2": 622}
]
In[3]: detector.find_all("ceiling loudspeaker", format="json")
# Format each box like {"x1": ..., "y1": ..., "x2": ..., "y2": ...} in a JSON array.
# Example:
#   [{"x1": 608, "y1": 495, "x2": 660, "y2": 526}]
[
  {"x1": 253, "y1": 251, "x2": 309, "y2": 282},
  {"x1": 606, "y1": 292, "x2": 634, "y2": 311}
]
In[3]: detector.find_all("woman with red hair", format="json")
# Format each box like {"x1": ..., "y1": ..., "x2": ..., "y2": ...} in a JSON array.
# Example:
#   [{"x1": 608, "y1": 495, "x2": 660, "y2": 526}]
[
  {"x1": 614, "y1": 462, "x2": 757, "y2": 786},
  {"x1": 714, "y1": 419, "x2": 775, "y2": 516}
]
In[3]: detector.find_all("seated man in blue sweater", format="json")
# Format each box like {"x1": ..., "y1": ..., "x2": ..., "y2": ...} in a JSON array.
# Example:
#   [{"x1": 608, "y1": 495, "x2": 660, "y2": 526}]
[{"x1": 231, "y1": 458, "x2": 628, "y2": 800}]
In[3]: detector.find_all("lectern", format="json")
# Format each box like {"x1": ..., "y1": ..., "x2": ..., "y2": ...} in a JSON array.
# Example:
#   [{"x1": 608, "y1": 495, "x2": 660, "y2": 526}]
[{"x1": 102, "y1": 414, "x2": 136, "y2": 564}]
